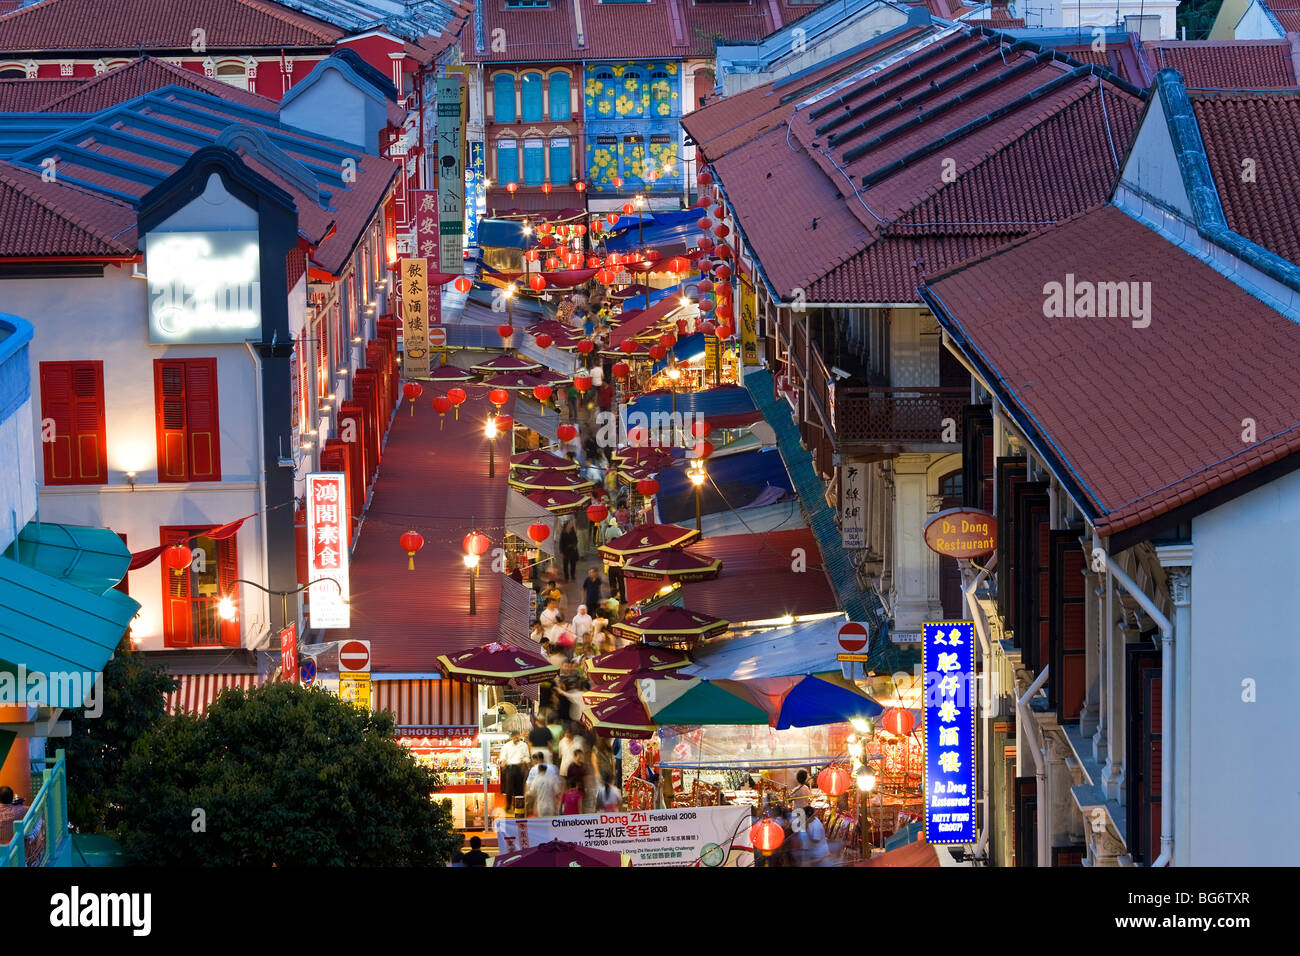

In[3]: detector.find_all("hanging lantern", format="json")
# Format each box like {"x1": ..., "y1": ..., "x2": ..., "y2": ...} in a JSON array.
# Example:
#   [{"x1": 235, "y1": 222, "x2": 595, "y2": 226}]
[
  {"x1": 495, "y1": 414, "x2": 513, "y2": 431},
  {"x1": 612, "y1": 176, "x2": 624, "y2": 189},
  {"x1": 649, "y1": 344, "x2": 666, "y2": 361},
  {"x1": 525, "y1": 249, "x2": 541, "y2": 263},
  {"x1": 556, "y1": 224, "x2": 570, "y2": 238},
  {"x1": 529, "y1": 274, "x2": 547, "y2": 292},
  {"x1": 533, "y1": 384, "x2": 553, "y2": 404},
  {"x1": 586, "y1": 503, "x2": 609, "y2": 524},
  {"x1": 163, "y1": 544, "x2": 193, "y2": 574},
  {"x1": 454, "y1": 276, "x2": 473, "y2": 294},
  {"x1": 538, "y1": 222, "x2": 553, "y2": 235},
  {"x1": 690, "y1": 439, "x2": 715, "y2": 460},
  {"x1": 691, "y1": 420, "x2": 712, "y2": 439},
  {"x1": 574, "y1": 374, "x2": 593, "y2": 393},
  {"x1": 591, "y1": 220, "x2": 603, "y2": 234},
  {"x1": 817, "y1": 765, "x2": 851, "y2": 797},
  {"x1": 575, "y1": 224, "x2": 587, "y2": 236},
  {"x1": 606, "y1": 213, "x2": 620, "y2": 226},
  {"x1": 542, "y1": 182, "x2": 553, "y2": 195},
  {"x1": 712, "y1": 205, "x2": 726, "y2": 220},
  {"x1": 587, "y1": 256, "x2": 603, "y2": 268},
  {"x1": 715, "y1": 303, "x2": 733, "y2": 322},
  {"x1": 557, "y1": 422, "x2": 578, "y2": 442},
  {"x1": 701, "y1": 320, "x2": 717, "y2": 336},
  {"x1": 432, "y1": 394, "x2": 452, "y2": 428},
  {"x1": 698, "y1": 236, "x2": 714, "y2": 252},
  {"x1": 575, "y1": 181, "x2": 587, "y2": 193},
  {"x1": 749, "y1": 817, "x2": 784, "y2": 856},
  {"x1": 507, "y1": 182, "x2": 518, "y2": 194},
  {"x1": 545, "y1": 256, "x2": 561, "y2": 270},
  {"x1": 667, "y1": 256, "x2": 690, "y2": 273},
  {"x1": 627, "y1": 426, "x2": 648, "y2": 446},
  {"x1": 716, "y1": 324, "x2": 734, "y2": 340},
  {"x1": 527, "y1": 522, "x2": 551, "y2": 543},
  {"x1": 715, "y1": 263, "x2": 732, "y2": 281},
  {"x1": 658, "y1": 333, "x2": 675, "y2": 349},
  {"x1": 497, "y1": 324, "x2": 514, "y2": 341},
  {"x1": 700, "y1": 297, "x2": 715, "y2": 313},
  {"x1": 402, "y1": 381, "x2": 423, "y2": 415},
  {"x1": 697, "y1": 217, "x2": 712, "y2": 232},
  {"x1": 539, "y1": 234, "x2": 556, "y2": 248},
  {"x1": 463, "y1": 531, "x2": 491, "y2": 557},
  {"x1": 622, "y1": 202, "x2": 635, "y2": 215},
  {"x1": 447, "y1": 387, "x2": 467, "y2": 420},
  {"x1": 566, "y1": 252, "x2": 583, "y2": 268},
  {"x1": 612, "y1": 361, "x2": 629, "y2": 379},
  {"x1": 698, "y1": 279, "x2": 714, "y2": 294},
  {"x1": 881, "y1": 707, "x2": 915, "y2": 737},
  {"x1": 713, "y1": 224, "x2": 730, "y2": 238},
  {"x1": 636, "y1": 478, "x2": 659, "y2": 497},
  {"x1": 606, "y1": 252, "x2": 624, "y2": 267},
  {"x1": 596, "y1": 269, "x2": 616, "y2": 285},
  {"x1": 644, "y1": 249, "x2": 661, "y2": 262},
  {"x1": 716, "y1": 243, "x2": 733, "y2": 259},
  {"x1": 489, "y1": 388, "x2": 510, "y2": 408},
  {"x1": 695, "y1": 196, "x2": 711, "y2": 208},
  {"x1": 535, "y1": 333, "x2": 553, "y2": 350},
  {"x1": 400, "y1": 530, "x2": 425, "y2": 571},
  {"x1": 577, "y1": 340, "x2": 595, "y2": 356},
  {"x1": 697, "y1": 170, "x2": 713, "y2": 186},
  {"x1": 619, "y1": 339, "x2": 638, "y2": 355}
]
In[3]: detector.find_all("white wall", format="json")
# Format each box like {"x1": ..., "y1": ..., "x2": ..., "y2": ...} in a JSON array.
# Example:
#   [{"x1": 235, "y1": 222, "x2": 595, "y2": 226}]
[
  {"x1": 1117, "y1": 87, "x2": 1194, "y2": 221},
  {"x1": 0, "y1": 395, "x2": 37, "y2": 554},
  {"x1": 280, "y1": 66, "x2": 388, "y2": 151},
  {"x1": 1232, "y1": 0, "x2": 1284, "y2": 38},
  {"x1": 1185, "y1": 467, "x2": 1300, "y2": 865},
  {"x1": 1029, "y1": 0, "x2": 1179, "y2": 39}
]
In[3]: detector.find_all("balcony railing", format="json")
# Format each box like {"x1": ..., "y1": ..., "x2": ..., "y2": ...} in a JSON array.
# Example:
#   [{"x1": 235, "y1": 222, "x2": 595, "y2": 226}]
[
  {"x1": 834, "y1": 386, "x2": 969, "y2": 445},
  {"x1": 2, "y1": 749, "x2": 67, "y2": 867}
]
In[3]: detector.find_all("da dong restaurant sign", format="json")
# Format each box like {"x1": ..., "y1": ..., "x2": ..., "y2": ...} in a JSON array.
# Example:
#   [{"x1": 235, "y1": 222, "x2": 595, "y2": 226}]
[
  {"x1": 923, "y1": 507, "x2": 996, "y2": 559},
  {"x1": 146, "y1": 231, "x2": 262, "y2": 344}
]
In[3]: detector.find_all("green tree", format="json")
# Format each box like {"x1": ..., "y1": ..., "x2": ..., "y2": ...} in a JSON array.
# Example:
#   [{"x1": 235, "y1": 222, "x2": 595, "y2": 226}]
[
  {"x1": 1178, "y1": 0, "x2": 1225, "y2": 39},
  {"x1": 64, "y1": 635, "x2": 178, "y2": 833},
  {"x1": 114, "y1": 681, "x2": 460, "y2": 866}
]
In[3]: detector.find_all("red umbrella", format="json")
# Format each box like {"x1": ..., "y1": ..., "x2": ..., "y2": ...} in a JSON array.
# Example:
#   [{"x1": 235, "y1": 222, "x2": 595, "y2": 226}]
[
  {"x1": 621, "y1": 548, "x2": 722, "y2": 582},
  {"x1": 494, "y1": 840, "x2": 628, "y2": 867},
  {"x1": 435, "y1": 642, "x2": 559, "y2": 685},
  {"x1": 582, "y1": 689, "x2": 658, "y2": 739},
  {"x1": 531, "y1": 368, "x2": 573, "y2": 386},
  {"x1": 611, "y1": 606, "x2": 730, "y2": 646},
  {"x1": 426, "y1": 364, "x2": 476, "y2": 382},
  {"x1": 470, "y1": 354, "x2": 542, "y2": 374},
  {"x1": 597, "y1": 523, "x2": 700, "y2": 564},
  {"x1": 583, "y1": 644, "x2": 693, "y2": 676},
  {"x1": 612, "y1": 446, "x2": 676, "y2": 468},
  {"x1": 510, "y1": 450, "x2": 577, "y2": 471},
  {"x1": 526, "y1": 489, "x2": 591, "y2": 514},
  {"x1": 482, "y1": 372, "x2": 547, "y2": 390},
  {"x1": 508, "y1": 468, "x2": 595, "y2": 492}
]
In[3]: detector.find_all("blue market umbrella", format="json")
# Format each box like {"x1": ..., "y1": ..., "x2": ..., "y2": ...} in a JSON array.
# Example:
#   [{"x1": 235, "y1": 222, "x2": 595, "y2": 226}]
[{"x1": 771, "y1": 674, "x2": 883, "y2": 730}]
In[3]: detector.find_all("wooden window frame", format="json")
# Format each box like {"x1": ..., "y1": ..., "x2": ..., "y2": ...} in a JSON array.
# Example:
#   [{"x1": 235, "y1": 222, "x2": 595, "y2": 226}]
[{"x1": 38, "y1": 360, "x2": 108, "y2": 486}]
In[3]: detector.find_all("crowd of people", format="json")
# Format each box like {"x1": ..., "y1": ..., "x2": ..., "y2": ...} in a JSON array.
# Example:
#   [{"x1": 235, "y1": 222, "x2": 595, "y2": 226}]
[{"x1": 497, "y1": 717, "x2": 624, "y2": 819}]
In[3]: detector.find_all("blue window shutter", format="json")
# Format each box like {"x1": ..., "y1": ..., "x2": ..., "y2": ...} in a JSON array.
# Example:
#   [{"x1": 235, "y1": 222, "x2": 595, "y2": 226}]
[
  {"x1": 549, "y1": 138, "x2": 571, "y2": 185},
  {"x1": 493, "y1": 74, "x2": 515, "y2": 124},
  {"x1": 549, "y1": 73, "x2": 570, "y2": 121},
  {"x1": 521, "y1": 72, "x2": 544, "y2": 122},
  {"x1": 496, "y1": 140, "x2": 519, "y2": 185},
  {"x1": 523, "y1": 139, "x2": 545, "y2": 185}
]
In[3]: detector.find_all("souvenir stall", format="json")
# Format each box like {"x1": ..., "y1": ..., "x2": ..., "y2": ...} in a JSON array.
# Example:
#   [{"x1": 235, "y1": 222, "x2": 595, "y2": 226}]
[{"x1": 398, "y1": 725, "x2": 498, "y2": 829}]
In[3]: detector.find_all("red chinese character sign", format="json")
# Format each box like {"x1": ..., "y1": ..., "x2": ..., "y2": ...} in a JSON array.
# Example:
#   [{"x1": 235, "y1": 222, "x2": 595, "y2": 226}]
[
  {"x1": 400, "y1": 257, "x2": 430, "y2": 379},
  {"x1": 307, "y1": 472, "x2": 350, "y2": 629}
]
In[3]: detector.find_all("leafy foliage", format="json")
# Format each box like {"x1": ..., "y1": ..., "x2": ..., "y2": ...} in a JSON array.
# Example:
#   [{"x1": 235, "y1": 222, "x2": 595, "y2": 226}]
[
  {"x1": 1178, "y1": 0, "x2": 1225, "y2": 40},
  {"x1": 115, "y1": 681, "x2": 460, "y2": 866}
]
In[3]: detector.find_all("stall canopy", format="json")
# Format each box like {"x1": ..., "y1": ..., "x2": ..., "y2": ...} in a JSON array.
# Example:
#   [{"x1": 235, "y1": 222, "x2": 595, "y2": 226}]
[
  {"x1": 627, "y1": 385, "x2": 762, "y2": 430},
  {"x1": 605, "y1": 209, "x2": 704, "y2": 253},
  {"x1": 506, "y1": 490, "x2": 559, "y2": 554},
  {"x1": 682, "y1": 615, "x2": 850, "y2": 681},
  {"x1": 478, "y1": 218, "x2": 530, "y2": 249},
  {"x1": 609, "y1": 294, "x2": 683, "y2": 347},
  {"x1": 656, "y1": 447, "x2": 793, "y2": 526},
  {"x1": 651, "y1": 332, "x2": 705, "y2": 373}
]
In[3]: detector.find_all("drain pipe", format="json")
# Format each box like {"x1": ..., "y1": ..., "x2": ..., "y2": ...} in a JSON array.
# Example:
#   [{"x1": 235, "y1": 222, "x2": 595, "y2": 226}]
[
  {"x1": 1090, "y1": 537, "x2": 1174, "y2": 867},
  {"x1": 963, "y1": 555, "x2": 996, "y2": 860},
  {"x1": 1015, "y1": 664, "x2": 1050, "y2": 866}
]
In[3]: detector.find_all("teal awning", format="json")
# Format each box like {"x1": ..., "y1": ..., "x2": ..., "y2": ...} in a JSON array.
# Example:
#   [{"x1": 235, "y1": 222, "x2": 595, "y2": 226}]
[
  {"x1": 5, "y1": 522, "x2": 132, "y2": 595},
  {"x1": 652, "y1": 679, "x2": 768, "y2": 726}
]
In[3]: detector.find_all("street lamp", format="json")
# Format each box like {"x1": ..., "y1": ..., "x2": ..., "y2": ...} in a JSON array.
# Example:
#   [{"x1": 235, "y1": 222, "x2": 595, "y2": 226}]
[
  {"x1": 688, "y1": 461, "x2": 706, "y2": 535},
  {"x1": 666, "y1": 361, "x2": 681, "y2": 444},
  {"x1": 463, "y1": 552, "x2": 480, "y2": 615},
  {"x1": 486, "y1": 415, "x2": 499, "y2": 477},
  {"x1": 856, "y1": 759, "x2": 877, "y2": 860},
  {"x1": 504, "y1": 282, "x2": 516, "y2": 330},
  {"x1": 216, "y1": 577, "x2": 345, "y2": 635}
]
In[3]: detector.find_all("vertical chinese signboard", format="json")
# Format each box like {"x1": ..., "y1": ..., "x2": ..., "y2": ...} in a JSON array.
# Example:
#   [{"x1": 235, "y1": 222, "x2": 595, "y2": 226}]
[
  {"x1": 466, "y1": 140, "x2": 485, "y2": 248},
  {"x1": 400, "y1": 257, "x2": 429, "y2": 378},
  {"x1": 739, "y1": 274, "x2": 759, "y2": 366},
  {"x1": 410, "y1": 191, "x2": 443, "y2": 330},
  {"x1": 840, "y1": 462, "x2": 866, "y2": 549},
  {"x1": 922, "y1": 621, "x2": 976, "y2": 844},
  {"x1": 306, "y1": 473, "x2": 350, "y2": 629},
  {"x1": 436, "y1": 77, "x2": 465, "y2": 274}
]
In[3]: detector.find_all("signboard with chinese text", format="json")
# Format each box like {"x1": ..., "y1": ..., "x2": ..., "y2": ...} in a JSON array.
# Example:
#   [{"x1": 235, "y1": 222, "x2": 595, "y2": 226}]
[
  {"x1": 739, "y1": 275, "x2": 759, "y2": 366},
  {"x1": 466, "y1": 140, "x2": 485, "y2": 248},
  {"x1": 280, "y1": 624, "x2": 297, "y2": 683},
  {"x1": 510, "y1": 805, "x2": 752, "y2": 867},
  {"x1": 436, "y1": 78, "x2": 465, "y2": 273},
  {"x1": 400, "y1": 257, "x2": 430, "y2": 378},
  {"x1": 145, "y1": 230, "x2": 262, "y2": 344},
  {"x1": 306, "y1": 473, "x2": 350, "y2": 629},
  {"x1": 841, "y1": 462, "x2": 866, "y2": 549},
  {"x1": 411, "y1": 189, "x2": 441, "y2": 268},
  {"x1": 922, "y1": 621, "x2": 976, "y2": 845}
]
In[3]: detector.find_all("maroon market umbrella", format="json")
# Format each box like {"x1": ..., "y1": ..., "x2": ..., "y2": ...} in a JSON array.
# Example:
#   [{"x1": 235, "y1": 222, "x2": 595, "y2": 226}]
[
  {"x1": 621, "y1": 548, "x2": 722, "y2": 582},
  {"x1": 583, "y1": 644, "x2": 693, "y2": 677},
  {"x1": 581, "y1": 689, "x2": 657, "y2": 739},
  {"x1": 611, "y1": 284, "x2": 650, "y2": 300},
  {"x1": 509, "y1": 468, "x2": 595, "y2": 492},
  {"x1": 531, "y1": 368, "x2": 573, "y2": 386},
  {"x1": 617, "y1": 463, "x2": 659, "y2": 485},
  {"x1": 425, "y1": 363, "x2": 476, "y2": 382},
  {"x1": 470, "y1": 354, "x2": 542, "y2": 374},
  {"x1": 526, "y1": 489, "x2": 591, "y2": 514},
  {"x1": 482, "y1": 372, "x2": 547, "y2": 391},
  {"x1": 611, "y1": 606, "x2": 730, "y2": 646},
  {"x1": 435, "y1": 642, "x2": 559, "y2": 685},
  {"x1": 612, "y1": 446, "x2": 677, "y2": 468},
  {"x1": 597, "y1": 524, "x2": 700, "y2": 564},
  {"x1": 494, "y1": 840, "x2": 628, "y2": 867},
  {"x1": 511, "y1": 450, "x2": 578, "y2": 471}
]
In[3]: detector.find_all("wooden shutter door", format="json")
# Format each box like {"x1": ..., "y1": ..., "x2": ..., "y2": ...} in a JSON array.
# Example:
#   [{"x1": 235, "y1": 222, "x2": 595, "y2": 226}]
[
  {"x1": 1050, "y1": 532, "x2": 1087, "y2": 721},
  {"x1": 71, "y1": 363, "x2": 106, "y2": 481},
  {"x1": 1014, "y1": 776, "x2": 1037, "y2": 867},
  {"x1": 155, "y1": 361, "x2": 188, "y2": 481},
  {"x1": 184, "y1": 359, "x2": 221, "y2": 480},
  {"x1": 1126, "y1": 642, "x2": 1162, "y2": 863},
  {"x1": 1013, "y1": 484, "x2": 1048, "y2": 673},
  {"x1": 996, "y1": 458, "x2": 1027, "y2": 633},
  {"x1": 217, "y1": 536, "x2": 239, "y2": 646},
  {"x1": 161, "y1": 528, "x2": 192, "y2": 647},
  {"x1": 961, "y1": 405, "x2": 992, "y2": 510},
  {"x1": 40, "y1": 363, "x2": 75, "y2": 482}
]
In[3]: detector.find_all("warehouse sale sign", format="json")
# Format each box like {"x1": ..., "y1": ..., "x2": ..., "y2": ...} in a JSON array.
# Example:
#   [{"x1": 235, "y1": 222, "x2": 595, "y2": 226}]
[
  {"x1": 514, "y1": 806, "x2": 753, "y2": 867},
  {"x1": 923, "y1": 621, "x2": 976, "y2": 844}
]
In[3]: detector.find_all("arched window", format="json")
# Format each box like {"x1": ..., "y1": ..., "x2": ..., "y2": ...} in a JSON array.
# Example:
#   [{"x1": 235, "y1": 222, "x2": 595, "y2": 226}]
[
  {"x1": 522, "y1": 137, "x2": 545, "y2": 186},
  {"x1": 215, "y1": 61, "x2": 247, "y2": 89},
  {"x1": 521, "y1": 72, "x2": 544, "y2": 123},
  {"x1": 650, "y1": 69, "x2": 672, "y2": 115},
  {"x1": 0, "y1": 67, "x2": 24, "y2": 79},
  {"x1": 548, "y1": 72, "x2": 570, "y2": 121},
  {"x1": 622, "y1": 71, "x2": 644, "y2": 117},
  {"x1": 549, "y1": 137, "x2": 571, "y2": 184},
  {"x1": 493, "y1": 73, "x2": 516, "y2": 124},
  {"x1": 496, "y1": 138, "x2": 519, "y2": 186}
]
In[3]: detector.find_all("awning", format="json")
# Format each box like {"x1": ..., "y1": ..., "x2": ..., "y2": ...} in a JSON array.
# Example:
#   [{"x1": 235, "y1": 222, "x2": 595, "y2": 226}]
[
  {"x1": 655, "y1": 447, "x2": 794, "y2": 526},
  {"x1": 856, "y1": 838, "x2": 940, "y2": 867},
  {"x1": 606, "y1": 210, "x2": 704, "y2": 255},
  {"x1": 514, "y1": 400, "x2": 558, "y2": 440},
  {"x1": 610, "y1": 294, "x2": 683, "y2": 347},
  {"x1": 506, "y1": 490, "x2": 558, "y2": 554},
  {"x1": 6, "y1": 522, "x2": 132, "y2": 594},
  {"x1": 165, "y1": 672, "x2": 262, "y2": 716},
  {"x1": 478, "y1": 218, "x2": 529, "y2": 249},
  {"x1": 372, "y1": 677, "x2": 478, "y2": 726},
  {"x1": 626, "y1": 385, "x2": 760, "y2": 429},
  {"x1": 682, "y1": 615, "x2": 850, "y2": 681},
  {"x1": 497, "y1": 577, "x2": 542, "y2": 702},
  {"x1": 655, "y1": 331, "x2": 705, "y2": 372}
]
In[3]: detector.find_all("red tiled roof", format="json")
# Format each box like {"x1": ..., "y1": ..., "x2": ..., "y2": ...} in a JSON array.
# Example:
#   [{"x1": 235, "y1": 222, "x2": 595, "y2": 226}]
[
  {"x1": 0, "y1": 0, "x2": 344, "y2": 52},
  {"x1": 0, "y1": 160, "x2": 137, "y2": 258},
  {"x1": 1271, "y1": 8, "x2": 1300, "y2": 32},
  {"x1": 925, "y1": 204, "x2": 1300, "y2": 537},
  {"x1": 37, "y1": 57, "x2": 279, "y2": 113},
  {"x1": 323, "y1": 384, "x2": 521, "y2": 673},
  {"x1": 1145, "y1": 40, "x2": 1299, "y2": 89},
  {"x1": 1192, "y1": 90, "x2": 1300, "y2": 266},
  {"x1": 0, "y1": 78, "x2": 80, "y2": 111}
]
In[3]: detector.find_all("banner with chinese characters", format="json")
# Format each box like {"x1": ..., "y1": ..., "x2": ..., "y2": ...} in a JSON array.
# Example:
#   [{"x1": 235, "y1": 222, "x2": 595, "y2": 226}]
[
  {"x1": 411, "y1": 189, "x2": 440, "y2": 265},
  {"x1": 306, "y1": 473, "x2": 350, "y2": 629},
  {"x1": 465, "y1": 139, "x2": 485, "y2": 248},
  {"x1": 436, "y1": 77, "x2": 465, "y2": 274},
  {"x1": 399, "y1": 257, "x2": 430, "y2": 378},
  {"x1": 840, "y1": 462, "x2": 866, "y2": 549},
  {"x1": 509, "y1": 805, "x2": 753, "y2": 867},
  {"x1": 923, "y1": 621, "x2": 976, "y2": 844},
  {"x1": 739, "y1": 275, "x2": 759, "y2": 366}
]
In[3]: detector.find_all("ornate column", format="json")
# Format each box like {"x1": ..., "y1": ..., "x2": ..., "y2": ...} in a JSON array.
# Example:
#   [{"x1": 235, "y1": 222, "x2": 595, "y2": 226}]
[
  {"x1": 1156, "y1": 547, "x2": 1192, "y2": 865},
  {"x1": 891, "y1": 454, "x2": 935, "y2": 633},
  {"x1": 1080, "y1": 563, "x2": 1103, "y2": 740}
]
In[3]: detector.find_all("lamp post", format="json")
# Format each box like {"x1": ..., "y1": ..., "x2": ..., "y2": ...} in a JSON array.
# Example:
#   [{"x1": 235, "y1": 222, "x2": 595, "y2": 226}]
[
  {"x1": 856, "y1": 761, "x2": 877, "y2": 860},
  {"x1": 486, "y1": 415, "x2": 499, "y2": 478},
  {"x1": 464, "y1": 552, "x2": 479, "y2": 615},
  {"x1": 688, "y1": 461, "x2": 706, "y2": 535},
  {"x1": 504, "y1": 281, "x2": 516, "y2": 330},
  {"x1": 666, "y1": 362, "x2": 681, "y2": 446},
  {"x1": 216, "y1": 577, "x2": 344, "y2": 637}
]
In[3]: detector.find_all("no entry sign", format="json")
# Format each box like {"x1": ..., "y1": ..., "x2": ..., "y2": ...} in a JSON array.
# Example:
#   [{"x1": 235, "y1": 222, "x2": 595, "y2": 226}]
[
  {"x1": 838, "y1": 621, "x2": 869, "y2": 654},
  {"x1": 428, "y1": 327, "x2": 446, "y2": 349},
  {"x1": 339, "y1": 639, "x2": 371, "y2": 672}
]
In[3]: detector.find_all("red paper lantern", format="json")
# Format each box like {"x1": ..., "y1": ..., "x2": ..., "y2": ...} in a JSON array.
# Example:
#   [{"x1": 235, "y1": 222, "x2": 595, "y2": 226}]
[
  {"x1": 454, "y1": 276, "x2": 472, "y2": 294},
  {"x1": 698, "y1": 236, "x2": 714, "y2": 252},
  {"x1": 627, "y1": 426, "x2": 648, "y2": 446},
  {"x1": 533, "y1": 384, "x2": 553, "y2": 403},
  {"x1": 566, "y1": 252, "x2": 583, "y2": 267},
  {"x1": 817, "y1": 765, "x2": 851, "y2": 797},
  {"x1": 489, "y1": 388, "x2": 510, "y2": 407},
  {"x1": 690, "y1": 440, "x2": 715, "y2": 460},
  {"x1": 163, "y1": 544, "x2": 193, "y2": 573},
  {"x1": 619, "y1": 340, "x2": 637, "y2": 354},
  {"x1": 698, "y1": 279, "x2": 714, "y2": 294},
  {"x1": 574, "y1": 374, "x2": 592, "y2": 393},
  {"x1": 691, "y1": 420, "x2": 712, "y2": 439},
  {"x1": 700, "y1": 298, "x2": 715, "y2": 314},
  {"x1": 557, "y1": 423, "x2": 578, "y2": 442},
  {"x1": 881, "y1": 707, "x2": 915, "y2": 737},
  {"x1": 538, "y1": 222, "x2": 554, "y2": 235},
  {"x1": 715, "y1": 303, "x2": 733, "y2": 322},
  {"x1": 577, "y1": 340, "x2": 595, "y2": 355},
  {"x1": 606, "y1": 213, "x2": 620, "y2": 226},
  {"x1": 587, "y1": 256, "x2": 602, "y2": 268},
  {"x1": 527, "y1": 522, "x2": 550, "y2": 543},
  {"x1": 695, "y1": 196, "x2": 711, "y2": 208},
  {"x1": 749, "y1": 817, "x2": 784, "y2": 855},
  {"x1": 636, "y1": 479, "x2": 659, "y2": 497},
  {"x1": 622, "y1": 202, "x2": 635, "y2": 215},
  {"x1": 698, "y1": 170, "x2": 713, "y2": 186},
  {"x1": 701, "y1": 320, "x2": 717, "y2": 336},
  {"x1": 658, "y1": 333, "x2": 676, "y2": 349},
  {"x1": 667, "y1": 256, "x2": 690, "y2": 273},
  {"x1": 545, "y1": 256, "x2": 561, "y2": 270},
  {"x1": 535, "y1": 333, "x2": 553, "y2": 349},
  {"x1": 400, "y1": 530, "x2": 425, "y2": 571},
  {"x1": 644, "y1": 249, "x2": 661, "y2": 262},
  {"x1": 402, "y1": 380, "x2": 423, "y2": 415},
  {"x1": 432, "y1": 395, "x2": 453, "y2": 426},
  {"x1": 612, "y1": 361, "x2": 629, "y2": 379},
  {"x1": 575, "y1": 181, "x2": 586, "y2": 193},
  {"x1": 716, "y1": 324, "x2": 734, "y2": 339},
  {"x1": 539, "y1": 234, "x2": 556, "y2": 248},
  {"x1": 575, "y1": 224, "x2": 587, "y2": 236},
  {"x1": 612, "y1": 176, "x2": 624, "y2": 189},
  {"x1": 497, "y1": 324, "x2": 514, "y2": 340},
  {"x1": 495, "y1": 413, "x2": 513, "y2": 431},
  {"x1": 716, "y1": 243, "x2": 733, "y2": 259},
  {"x1": 586, "y1": 503, "x2": 609, "y2": 524},
  {"x1": 525, "y1": 249, "x2": 540, "y2": 263},
  {"x1": 715, "y1": 264, "x2": 732, "y2": 281},
  {"x1": 712, "y1": 205, "x2": 726, "y2": 220},
  {"x1": 463, "y1": 531, "x2": 491, "y2": 556},
  {"x1": 529, "y1": 274, "x2": 547, "y2": 292},
  {"x1": 713, "y1": 224, "x2": 730, "y2": 238},
  {"x1": 697, "y1": 218, "x2": 712, "y2": 232},
  {"x1": 591, "y1": 220, "x2": 603, "y2": 233},
  {"x1": 606, "y1": 252, "x2": 624, "y2": 266},
  {"x1": 649, "y1": 344, "x2": 666, "y2": 361},
  {"x1": 507, "y1": 182, "x2": 518, "y2": 194},
  {"x1": 595, "y1": 269, "x2": 615, "y2": 285}
]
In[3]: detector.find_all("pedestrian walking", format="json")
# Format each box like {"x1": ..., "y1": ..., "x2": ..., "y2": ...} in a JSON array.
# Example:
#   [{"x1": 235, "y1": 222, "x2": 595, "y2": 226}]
[
  {"x1": 528, "y1": 763, "x2": 562, "y2": 818},
  {"x1": 582, "y1": 567, "x2": 603, "y2": 611},
  {"x1": 498, "y1": 732, "x2": 531, "y2": 814},
  {"x1": 560, "y1": 519, "x2": 580, "y2": 581},
  {"x1": 566, "y1": 384, "x2": 580, "y2": 420}
]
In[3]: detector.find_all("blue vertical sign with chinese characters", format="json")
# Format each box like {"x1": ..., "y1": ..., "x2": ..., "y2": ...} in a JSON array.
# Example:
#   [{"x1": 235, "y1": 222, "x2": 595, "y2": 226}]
[
  {"x1": 923, "y1": 621, "x2": 977, "y2": 844},
  {"x1": 465, "y1": 140, "x2": 485, "y2": 248}
]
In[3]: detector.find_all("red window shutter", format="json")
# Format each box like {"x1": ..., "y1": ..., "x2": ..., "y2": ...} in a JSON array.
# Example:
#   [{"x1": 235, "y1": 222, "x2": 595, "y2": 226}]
[
  {"x1": 71, "y1": 363, "x2": 106, "y2": 482},
  {"x1": 155, "y1": 361, "x2": 189, "y2": 482},
  {"x1": 184, "y1": 359, "x2": 221, "y2": 481},
  {"x1": 114, "y1": 532, "x2": 130, "y2": 596},
  {"x1": 39, "y1": 361, "x2": 106, "y2": 485},
  {"x1": 161, "y1": 528, "x2": 192, "y2": 647},
  {"x1": 40, "y1": 362, "x2": 75, "y2": 483},
  {"x1": 217, "y1": 536, "x2": 239, "y2": 647}
]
